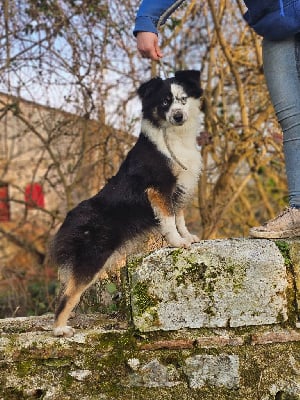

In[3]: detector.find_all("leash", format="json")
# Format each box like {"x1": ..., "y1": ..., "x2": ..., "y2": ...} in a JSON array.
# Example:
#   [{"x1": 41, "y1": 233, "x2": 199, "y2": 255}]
[
  {"x1": 159, "y1": 60, "x2": 169, "y2": 80},
  {"x1": 163, "y1": 127, "x2": 188, "y2": 170}
]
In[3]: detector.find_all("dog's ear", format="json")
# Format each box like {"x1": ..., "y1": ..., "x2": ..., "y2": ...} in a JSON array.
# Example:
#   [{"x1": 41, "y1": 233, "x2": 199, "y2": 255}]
[
  {"x1": 137, "y1": 77, "x2": 164, "y2": 100},
  {"x1": 174, "y1": 70, "x2": 203, "y2": 98}
]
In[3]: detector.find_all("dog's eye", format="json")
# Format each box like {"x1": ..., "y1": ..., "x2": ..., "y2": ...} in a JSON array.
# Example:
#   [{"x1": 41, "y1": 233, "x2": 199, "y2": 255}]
[
  {"x1": 181, "y1": 96, "x2": 187, "y2": 105},
  {"x1": 162, "y1": 98, "x2": 170, "y2": 107}
]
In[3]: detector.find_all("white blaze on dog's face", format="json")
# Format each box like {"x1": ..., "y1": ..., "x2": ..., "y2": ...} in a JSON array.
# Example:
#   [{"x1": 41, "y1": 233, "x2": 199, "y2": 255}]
[{"x1": 165, "y1": 83, "x2": 189, "y2": 126}]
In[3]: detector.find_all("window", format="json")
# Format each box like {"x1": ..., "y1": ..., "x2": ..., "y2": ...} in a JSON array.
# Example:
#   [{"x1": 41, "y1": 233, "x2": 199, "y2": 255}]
[
  {"x1": 25, "y1": 183, "x2": 45, "y2": 210},
  {"x1": 0, "y1": 182, "x2": 10, "y2": 221}
]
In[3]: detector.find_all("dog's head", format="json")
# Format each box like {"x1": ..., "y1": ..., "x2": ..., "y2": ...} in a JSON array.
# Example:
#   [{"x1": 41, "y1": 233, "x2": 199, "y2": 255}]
[{"x1": 137, "y1": 70, "x2": 202, "y2": 128}]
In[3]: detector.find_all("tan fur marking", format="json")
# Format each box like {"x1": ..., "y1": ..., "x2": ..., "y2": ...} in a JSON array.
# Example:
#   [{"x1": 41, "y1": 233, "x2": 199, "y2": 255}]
[
  {"x1": 54, "y1": 277, "x2": 87, "y2": 328},
  {"x1": 146, "y1": 187, "x2": 172, "y2": 217}
]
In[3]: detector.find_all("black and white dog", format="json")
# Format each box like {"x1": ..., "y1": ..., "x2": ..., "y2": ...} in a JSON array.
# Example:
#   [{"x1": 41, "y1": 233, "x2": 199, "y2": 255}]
[{"x1": 51, "y1": 70, "x2": 203, "y2": 337}]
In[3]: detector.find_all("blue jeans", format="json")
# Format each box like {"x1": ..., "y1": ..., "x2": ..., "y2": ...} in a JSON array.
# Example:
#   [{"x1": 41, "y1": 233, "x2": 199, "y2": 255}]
[{"x1": 263, "y1": 34, "x2": 300, "y2": 208}]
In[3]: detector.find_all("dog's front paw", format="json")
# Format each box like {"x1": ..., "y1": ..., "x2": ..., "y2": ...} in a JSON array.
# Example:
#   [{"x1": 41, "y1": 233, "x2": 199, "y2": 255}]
[
  {"x1": 168, "y1": 236, "x2": 192, "y2": 248},
  {"x1": 186, "y1": 233, "x2": 200, "y2": 243},
  {"x1": 53, "y1": 326, "x2": 75, "y2": 338}
]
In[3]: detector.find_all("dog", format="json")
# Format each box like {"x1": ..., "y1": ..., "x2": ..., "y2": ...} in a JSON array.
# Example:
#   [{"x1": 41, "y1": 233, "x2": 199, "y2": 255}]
[{"x1": 50, "y1": 70, "x2": 203, "y2": 337}]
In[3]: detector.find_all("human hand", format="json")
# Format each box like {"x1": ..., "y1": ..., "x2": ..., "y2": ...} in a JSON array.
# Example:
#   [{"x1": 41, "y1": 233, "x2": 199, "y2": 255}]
[{"x1": 136, "y1": 32, "x2": 163, "y2": 61}]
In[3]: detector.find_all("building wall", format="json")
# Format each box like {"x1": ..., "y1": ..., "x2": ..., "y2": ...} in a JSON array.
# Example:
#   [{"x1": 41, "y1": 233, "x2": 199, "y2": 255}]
[{"x1": 0, "y1": 92, "x2": 134, "y2": 223}]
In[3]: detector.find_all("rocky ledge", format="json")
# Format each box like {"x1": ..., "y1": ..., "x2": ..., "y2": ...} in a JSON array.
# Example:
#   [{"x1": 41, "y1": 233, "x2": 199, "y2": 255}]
[{"x1": 1, "y1": 238, "x2": 300, "y2": 400}]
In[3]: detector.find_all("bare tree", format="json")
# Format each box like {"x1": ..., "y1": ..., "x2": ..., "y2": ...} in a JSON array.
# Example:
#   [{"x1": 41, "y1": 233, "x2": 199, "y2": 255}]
[{"x1": 0, "y1": 0, "x2": 139, "y2": 316}]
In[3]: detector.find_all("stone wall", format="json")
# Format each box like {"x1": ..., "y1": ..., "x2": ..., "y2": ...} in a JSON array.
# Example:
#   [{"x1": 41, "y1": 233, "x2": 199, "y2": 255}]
[{"x1": 1, "y1": 238, "x2": 300, "y2": 400}]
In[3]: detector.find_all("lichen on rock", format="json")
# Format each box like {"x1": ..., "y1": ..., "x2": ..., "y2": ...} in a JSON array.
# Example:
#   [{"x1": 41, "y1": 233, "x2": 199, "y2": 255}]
[{"x1": 129, "y1": 239, "x2": 288, "y2": 332}]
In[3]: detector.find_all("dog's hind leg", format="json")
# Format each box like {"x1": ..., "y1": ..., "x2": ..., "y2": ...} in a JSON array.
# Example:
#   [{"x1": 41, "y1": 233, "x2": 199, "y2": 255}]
[{"x1": 53, "y1": 275, "x2": 91, "y2": 337}]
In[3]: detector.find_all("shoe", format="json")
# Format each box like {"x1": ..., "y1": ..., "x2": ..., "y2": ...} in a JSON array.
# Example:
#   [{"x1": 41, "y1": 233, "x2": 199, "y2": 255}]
[{"x1": 249, "y1": 207, "x2": 300, "y2": 239}]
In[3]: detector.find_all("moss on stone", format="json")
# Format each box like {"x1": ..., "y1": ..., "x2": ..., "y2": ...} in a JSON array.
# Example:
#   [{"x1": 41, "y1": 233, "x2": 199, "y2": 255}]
[
  {"x1": 16, "y1": 360, "x2": 36, "y2": 378},
  {"x1": 176, "y1": 261, "x2": 207, "y2": 286},
  {"x1": 132, "y1": 282, "x2": 157, "y2": 316},
  {"x1": 3, "y1": 326, "x2": 300, "y2": 399},
  {"x1": 127, "y1": 255, "x2": 145, "y2": 272},
  {"x1": 274, "y1": 240, "x2": 299, "y2": 323},
  {"x1": 170, "y1": 248, "x2": 184, "y2": 264},
  {"x1": 275, "y1": 240, "x2": 291, "y2": 266}
]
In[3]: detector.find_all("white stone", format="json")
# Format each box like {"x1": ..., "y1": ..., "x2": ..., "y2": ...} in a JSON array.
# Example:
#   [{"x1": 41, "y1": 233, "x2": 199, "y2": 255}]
[
  {"x1": 183, "y1": 354, "x2": 240, "y2": 389},
  {"x1": 127, "y1": 358, "x2": 140, "y2": 371},
  {"x1": 129, "y1": 239, "x2": 288, "y2": 332},
  {"x1": 129, "y1": 358, "x2": 181, "y2": 388},
  {"x1": 69, "y1": 369, "x2": 92, "y2": 381}
]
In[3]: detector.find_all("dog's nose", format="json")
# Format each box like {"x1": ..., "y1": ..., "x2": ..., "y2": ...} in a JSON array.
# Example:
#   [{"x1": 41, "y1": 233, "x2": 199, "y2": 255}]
[{"x1": 173, "y1": 111, "x2": 184, "y2": 123}]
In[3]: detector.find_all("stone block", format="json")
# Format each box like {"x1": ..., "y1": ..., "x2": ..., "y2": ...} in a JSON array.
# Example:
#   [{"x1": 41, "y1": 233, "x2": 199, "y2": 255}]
[
  {"x1": 128, "y1": 239, "x2": 288, "y2": 332},
  {"x1": 127, "y1": 358, "x2": 181, "y2": 388},
  {"x1": 288, "y1": 239, "x2": 300, "y2": 315},
  {"x1": 183, "y1": 354, "x2": 240, "y2": 389}
]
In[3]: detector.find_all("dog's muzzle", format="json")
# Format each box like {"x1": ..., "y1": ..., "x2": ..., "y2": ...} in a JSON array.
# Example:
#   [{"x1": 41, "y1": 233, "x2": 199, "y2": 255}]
[{"x1": 170, "y1": 110, "x2": 187, "y2": 125}]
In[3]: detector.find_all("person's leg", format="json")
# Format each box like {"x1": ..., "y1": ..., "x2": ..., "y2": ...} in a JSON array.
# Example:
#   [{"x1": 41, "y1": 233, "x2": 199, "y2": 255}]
[{"x1": 249, "y1": 34, "x2": 300, "y2": 238}]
